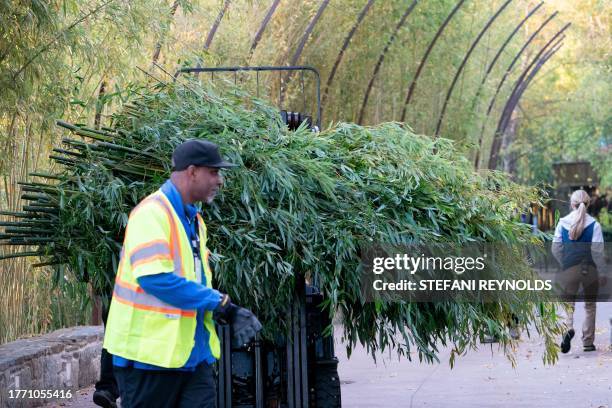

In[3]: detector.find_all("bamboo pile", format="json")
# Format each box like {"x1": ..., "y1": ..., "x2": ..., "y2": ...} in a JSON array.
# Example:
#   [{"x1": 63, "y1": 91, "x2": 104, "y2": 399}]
[{"x1": 0, "y1": 81, "x2": 560, "y2": 363}]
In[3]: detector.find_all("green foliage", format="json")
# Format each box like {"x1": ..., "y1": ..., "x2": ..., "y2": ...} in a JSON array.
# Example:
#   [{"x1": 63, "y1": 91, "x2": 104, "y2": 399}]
[{"x1": 3, "y1": 80, "x2": 561, "y2": 363}]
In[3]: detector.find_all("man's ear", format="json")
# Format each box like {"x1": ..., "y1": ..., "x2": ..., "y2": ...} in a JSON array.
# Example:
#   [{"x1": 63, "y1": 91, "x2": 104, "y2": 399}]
[{"x1": 187, "y1": 165, "x2": 197, "y2": 179}]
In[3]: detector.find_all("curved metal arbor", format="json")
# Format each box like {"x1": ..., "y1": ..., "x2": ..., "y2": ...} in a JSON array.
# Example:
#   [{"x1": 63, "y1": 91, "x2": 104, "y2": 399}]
[
  {"x1": 488, "y1": 23, "x2": 570, "y2": 169},
  {"x1": 434, "y1": 0, "x2": 513, "y2": 137},
  {"x1": 357, "y1": 0, "x2": 419, "y2": 124},
  {"x1": 322, "y1": 0, "x2": 376, "y2": 108},
  {"x1": 400, "y1": 0, "x2": 467, "y2": 122},
  {"x1": 204, "y1": 0, "x2": 233, "y2": 51},
  {"x1": 474, "y1": 10, "x2": 559, "y2": 168},
  {"x1": 496, "y1": 36, "x2": 565, "y2": 137},
  {"x1": 247, "y1": 0, "x2": 282, "y2": 61},
  {"x1": 476, "y1": 2, "x2": 544, "y2": 100},
  {"x1": 289, "y1": 0, "x2": 331, "y2": 67},
  {"x1": 472, "y1": 1, "x2": 544, "y2": 167},
  {"x1": 281, "y1": 0, "x2": 331, "y2": 102},
  {"x1": 500, "y1": 44, "x2": 564, "y2": 171}
]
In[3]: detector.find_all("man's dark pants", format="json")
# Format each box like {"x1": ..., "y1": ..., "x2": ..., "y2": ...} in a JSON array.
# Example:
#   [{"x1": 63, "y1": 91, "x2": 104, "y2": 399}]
[
  {"x1": 95, "y1": 299, "x2": 119, "y2": 399},
  {"x1": 114, "y1": 362, "x2": 216, "y2": 408}
]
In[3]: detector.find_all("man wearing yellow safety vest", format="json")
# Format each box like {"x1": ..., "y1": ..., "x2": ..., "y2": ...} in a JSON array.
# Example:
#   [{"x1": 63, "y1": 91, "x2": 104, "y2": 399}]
[{"x1": 102, "y1": 139, "x2": 262, "y2": 408}]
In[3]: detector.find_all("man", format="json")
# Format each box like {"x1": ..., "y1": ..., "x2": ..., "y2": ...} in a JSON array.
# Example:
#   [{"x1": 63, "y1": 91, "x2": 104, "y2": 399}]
[{"x1": 103, "y1": 139, "x2": 262, "y2": 408}]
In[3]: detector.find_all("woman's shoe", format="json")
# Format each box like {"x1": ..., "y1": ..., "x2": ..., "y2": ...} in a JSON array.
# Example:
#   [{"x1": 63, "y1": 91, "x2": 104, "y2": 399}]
[
  {"x1": 560, "y1": 329, "x2": 575, "y2": 353},
  {"x1": 583, "y1": 344, "x2": 596, "y2": 352}
]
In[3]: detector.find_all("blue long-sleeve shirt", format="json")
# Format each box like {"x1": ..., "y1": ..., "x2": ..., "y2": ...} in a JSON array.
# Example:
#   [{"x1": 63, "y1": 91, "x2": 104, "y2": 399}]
[{"x1": 113, "y1": 180, "x2": 222, "y2": 370}]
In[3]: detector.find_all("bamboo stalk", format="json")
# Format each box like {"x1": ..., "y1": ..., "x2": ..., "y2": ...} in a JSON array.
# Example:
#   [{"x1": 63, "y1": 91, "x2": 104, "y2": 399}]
[
  {"x1": 0, "y1": 211, "x2": 35, "y2": 218},
  {"x1": 21, "y1": 193, "x2": 52, "y2": 201},
  {"x1": 49, "y1": 155, "x2": 78, "y2": 165},
  {"x1": 0, "y1": 221, "x2": 52, "y2": 227},
  {"x1": 53, "y1": 148, "x2": 85, "y2": 158},
  {"x1": 62, "y1": 138, "x2": 90, "y2": 147},
  {"x1": 18, "y1": 181, "x2": 60, "y2": 189},
  {"x1": 56, "y1": 120, "x2": 78, "y2": 131},
  {"x1": 3, "y1": 238, "x2": 58, "y2": 244},
  {"x1": 25, "y1": 200, "x2": 58, "y2": 206},
  {"x1": 61, "y1": 139, "x2": 159, "y2": 168},
  {"x1": 57, "y1": 120, "x2": 114, "y2": 139},
  {"x1": 4, "y1": 227, "x2": 55, "y2": 234},
  {"x1": 100, "y1": 157, "x2": 164, "y2": 177},
  {"x1": 23, "y1": 206, "x2": 59, "y2": 214},
  {"x1": 21, "y1": 186, "x2": 63, "y2": 195},
  {"x1": 0, "y1": 251, "x2": 45, "y2": 260},
  {"x1": 2, "y1": 240, "x2": 50, "y2": 245},
  {"x1": 77, "y1": 125, "x2": 118, "y2": 139},
  {"x1": 29, "y1": 172, "x2": 62, "y2": 180},
  {"x1": 95, "y1": 142, "x2": 158, "y2": 158},
  {"x1": 31, "y1": 261, "x2": 63, "y2": 268}
]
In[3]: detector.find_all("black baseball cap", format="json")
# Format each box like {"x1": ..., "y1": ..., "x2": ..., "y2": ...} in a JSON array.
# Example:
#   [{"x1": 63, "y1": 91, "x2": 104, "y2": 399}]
[{"x1": 172, "y1": 139, "x2": 237, "y2": 170}]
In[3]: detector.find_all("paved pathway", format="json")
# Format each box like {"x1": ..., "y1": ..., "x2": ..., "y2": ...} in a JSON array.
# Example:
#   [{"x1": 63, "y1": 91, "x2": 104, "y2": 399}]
[
  {"x1": 45, "y1": 302, "x2": 612, "y2": 408},
  {"x1": 338, "y1": 302, "x2": 612, "y2": 408}
]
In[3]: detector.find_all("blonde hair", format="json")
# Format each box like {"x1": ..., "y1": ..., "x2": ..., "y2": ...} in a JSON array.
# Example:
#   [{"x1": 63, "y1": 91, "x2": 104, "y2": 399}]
[{"x1": 569, "y1": 189, "x2": 591, "y2": 240}]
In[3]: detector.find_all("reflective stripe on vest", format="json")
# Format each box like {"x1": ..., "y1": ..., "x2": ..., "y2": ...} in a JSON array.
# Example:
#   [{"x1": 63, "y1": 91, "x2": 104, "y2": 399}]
[
  {"x1": 129, "y1": 240, "x2": 172, "y2": 267},
  {"x1": 113, "y1": 280, "x2": 196, "y2": 319},
  {"x1": 113, "y1": 193, "x2": 192, "y2": 316}
]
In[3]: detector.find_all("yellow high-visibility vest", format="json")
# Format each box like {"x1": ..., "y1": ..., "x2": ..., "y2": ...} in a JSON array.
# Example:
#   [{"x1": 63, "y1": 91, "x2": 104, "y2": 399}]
[{"x1": 103, "y1": 190, "x2": 220, "y2": 368}]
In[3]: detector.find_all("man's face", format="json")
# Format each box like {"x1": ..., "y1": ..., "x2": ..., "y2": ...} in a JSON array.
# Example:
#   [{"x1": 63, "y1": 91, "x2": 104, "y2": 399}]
[{"x1": 188, "y1": 165, "x2": 223, "y2": 204}]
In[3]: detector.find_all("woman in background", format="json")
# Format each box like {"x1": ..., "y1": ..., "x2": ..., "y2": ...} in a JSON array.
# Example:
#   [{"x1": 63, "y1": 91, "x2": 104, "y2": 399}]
[{"x1": 552, "y1": 189, "x2": 605, "y2": 353}]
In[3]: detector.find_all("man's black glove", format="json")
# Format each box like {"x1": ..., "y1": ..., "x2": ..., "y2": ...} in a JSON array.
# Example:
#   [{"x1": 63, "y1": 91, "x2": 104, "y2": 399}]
[
  {"x1": 213, "y1": 294, "x2": 262, "y2": 347},
  {"x1": 213, "y1": 293, "x2": 238, "y2": 325},
  {"x1": 231, "y1": 307, "x2": 263, "y2": 348}
]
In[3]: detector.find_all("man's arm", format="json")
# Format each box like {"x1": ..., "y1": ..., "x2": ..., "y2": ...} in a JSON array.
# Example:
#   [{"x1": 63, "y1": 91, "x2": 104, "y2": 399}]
[{"x1": 137, "y1": 273, "x2": 222, "y2": 311}]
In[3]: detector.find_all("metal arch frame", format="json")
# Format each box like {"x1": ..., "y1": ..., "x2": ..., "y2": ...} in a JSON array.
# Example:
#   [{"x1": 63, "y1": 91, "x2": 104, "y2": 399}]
[
  {"x1": 484, "y1": 12, "x2": 559, "y2": 119},
  {"x1": 501, "y1": 45, "x2": 564, "y2": 171},
  {"x1": 473, "y1": 10, "x2": 559, "y2": 168},
  {"x1": 503, "y1": 41, "x2": 564, "y2": 134},
  {"x1": 489, "y1": 28, "x2": 568, "y2": 168},
  {"x1": 400, "y1": 0, "x2": 467, "y2": 122},
  {"x1": 357, "y1": 0, "x2": 419, "y2": 124},
  {"x1": 434, "y1": 0, "x2": 514, "y2": 137},
  {"x1": 174, "y1": 65, "x2": 322, "y2": 130},
  {"x1": 151, "y1": 0, "x2": 181, "y2": 65},
  {"x1": 289, "y1": 0, "x2": 331, "y2": 67},
  {"x1": 488, "y1": 43, "x2": 563, "y2": 170},
  {"x1": 488, "y1": 24, "x2": 570, "y2": 169},
  {"x1": 248, "y1": 0, "x2": 281, "y2": 58},
  {"x1": 322, "y1": 0, "x2": 376, "y2": 109},
  {"x1": 471, "y1": 1, "x2": 544, "y2": 167},
  {"x1": 478, "y1": 2, "x2": 544, "y2": 97},
  {"x1": 203, "y1": 0, "x2": 232, "y2": 51},
  {"x1": 280, "y1": 0, "x2": 331, "y2": 103},
  {"x1": 496, "y1": 36, "x2": 565, "y2": 136}
]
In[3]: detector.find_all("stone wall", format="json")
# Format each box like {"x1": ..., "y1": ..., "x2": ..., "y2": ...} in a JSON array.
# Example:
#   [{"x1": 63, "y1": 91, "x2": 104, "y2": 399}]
[{"x1": 0, "y1": 326, "x2": 103, "y2": 408}]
